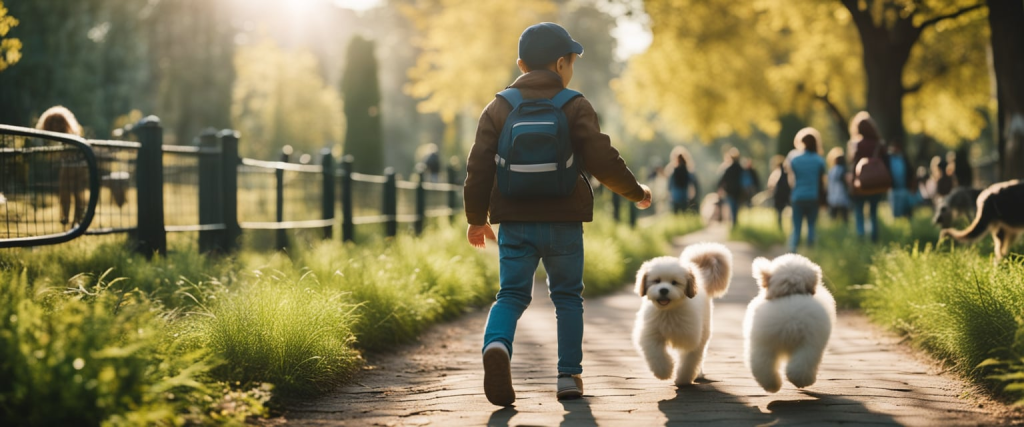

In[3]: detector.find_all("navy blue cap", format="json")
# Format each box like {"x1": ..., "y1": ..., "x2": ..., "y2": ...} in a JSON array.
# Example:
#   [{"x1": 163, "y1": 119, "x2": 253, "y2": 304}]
[{"x1": 518, "y1": 22, "x2": 584, "y2": 69}]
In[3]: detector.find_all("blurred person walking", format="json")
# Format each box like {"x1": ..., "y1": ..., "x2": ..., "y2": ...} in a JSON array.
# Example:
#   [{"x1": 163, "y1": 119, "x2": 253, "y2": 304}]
[
  {"x1": 825, "y1": 147, "x2": 850, "y2": 223},
  {"x1": 887, "y1": 144, "x2": 915, "y2": 220},
  {"x1": 785, "y1": 128, "x2": 826, "y2": 253},
  {"x1": 765, "y1": 154, "x2": 791, "y2": 230},
  {"x1": 740, "y1": 157, "x2": 761, "y2": 207},
  {"x1": 846, "y1": 112, "x2": 890, "y2": 242},
  {"x1": 668, "y1": 146, "x2": 699, "y2": 214},
  {"x1": 716, "y1": 147, "x2": 744, "y2": 226}
]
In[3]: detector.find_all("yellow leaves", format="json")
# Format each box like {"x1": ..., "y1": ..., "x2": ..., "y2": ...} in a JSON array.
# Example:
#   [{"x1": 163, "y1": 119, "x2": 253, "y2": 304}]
[
  {"x1": 402, "y1": 0, "x2": 557, "y2": 123},
  {"x1": 0, "y1": 0, "x2": 20, "y2": 72},
  {"x1": 617, "y1": 0, "x2": 861, "y2": 142},
  {"x1": 231, "y1": 38, "x2": 344, "y2": 159}
]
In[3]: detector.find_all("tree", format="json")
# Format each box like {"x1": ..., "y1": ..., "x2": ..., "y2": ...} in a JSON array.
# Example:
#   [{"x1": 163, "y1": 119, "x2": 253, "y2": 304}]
[
  {"x1": 840, "y1": 0, "x2": 988, "y2": 149},
  {"x1": 986, "y1": 0, "x2": 1024, "y2": 181},
  {"x1": 616, "y1": 0, "x2": 991, "y2": 159},
  {"x1": 341, "y1": 35, "x2": 384, "y2": 174},
  {"x1": 0, "y1": 0, "x2": 20, "y2": 72},
  {"x1": 232, "y1": 38, "x2": 343, "y2": 160}
]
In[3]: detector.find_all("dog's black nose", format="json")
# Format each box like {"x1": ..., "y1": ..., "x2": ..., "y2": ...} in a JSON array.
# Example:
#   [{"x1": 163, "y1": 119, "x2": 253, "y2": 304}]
[{"x1": 659, "y1": 288, "x2": 669, "y2": 296}]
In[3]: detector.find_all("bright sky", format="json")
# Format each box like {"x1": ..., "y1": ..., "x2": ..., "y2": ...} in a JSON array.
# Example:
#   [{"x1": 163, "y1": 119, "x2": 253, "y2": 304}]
[{"x1": 333, "y1": 0, "x2": 382, "y2": 11}]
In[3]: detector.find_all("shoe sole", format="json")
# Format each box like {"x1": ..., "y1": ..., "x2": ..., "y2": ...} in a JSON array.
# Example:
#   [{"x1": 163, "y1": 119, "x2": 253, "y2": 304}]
[
  {"x1": 483, "y1": 348, "x2": 515, "y2": 406},
  {"x1": 556, "y1": 388, "x2": 582, "y2": 400}
]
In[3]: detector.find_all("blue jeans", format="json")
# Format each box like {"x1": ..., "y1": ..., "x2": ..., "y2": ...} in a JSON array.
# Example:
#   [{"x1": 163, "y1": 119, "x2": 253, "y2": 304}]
[
  {"x1": 851, "y1": 194, "x2": 883, "y2": 242},
  {"x1": 725, "y1": 196, "x2": 739, "y2": 226},
  {"x1": 789, "y1": 199, "x2": 819, "y2": 253},
  {"x1": 483, "y1": 222, "x2": 585, "y2": 375}
]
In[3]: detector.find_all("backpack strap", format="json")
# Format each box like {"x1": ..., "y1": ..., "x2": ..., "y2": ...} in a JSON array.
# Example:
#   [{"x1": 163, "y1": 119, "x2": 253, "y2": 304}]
[
  {"x1": 550, "y1": 89, "x2": 582, "y2": 109},
  {"x1": 497, "y1": 89, "x2": 524, "y2": 110}
]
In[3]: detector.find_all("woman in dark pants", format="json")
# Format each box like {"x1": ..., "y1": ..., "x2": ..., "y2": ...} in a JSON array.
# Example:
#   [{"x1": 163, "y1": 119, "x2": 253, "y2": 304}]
[{"x1": 846, "y1": 112, "x2": 888, "y2": 242}]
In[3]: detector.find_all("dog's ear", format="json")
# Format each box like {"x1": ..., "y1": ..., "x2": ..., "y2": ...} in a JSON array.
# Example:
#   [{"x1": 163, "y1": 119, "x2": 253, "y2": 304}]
[
  {"x1": 635, "y1": 263, "x2": 649, "y2": 297},
  {"x1": 684, "y1": 270, "x2": 697, "y2": 299},
  {"x1": 752, "y1": 257, "x2": 772, "y2": 290}
]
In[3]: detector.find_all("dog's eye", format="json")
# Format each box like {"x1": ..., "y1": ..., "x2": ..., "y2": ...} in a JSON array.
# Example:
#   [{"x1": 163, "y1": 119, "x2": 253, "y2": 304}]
[
  {"x1": 653, "y1": 278, "x2": 661, "y2": 284},
  {"x1": 671, "y1": 280, "x2": 679, "y2": 286}
]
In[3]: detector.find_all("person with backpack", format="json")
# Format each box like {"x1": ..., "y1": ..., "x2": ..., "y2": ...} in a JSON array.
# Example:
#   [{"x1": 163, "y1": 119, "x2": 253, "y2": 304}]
[
  {"x1": 716, "y1": 147, "x2": 744, "y2": 226},
  {"x1": 766, "y1": 154, "x2": 791, "y2": 230},
  {"x1": 846, "y1": 111, "x2": 890, "y2": 242},
  {"x1": 784, "y1": 127, "x2": 826, "y2": 253},
  {"x1": 668, "y1": 146, "x2": 698, "y2": 214},
  {"x1": 463, "y1": 22, "x2": 652, "y2": 406}
]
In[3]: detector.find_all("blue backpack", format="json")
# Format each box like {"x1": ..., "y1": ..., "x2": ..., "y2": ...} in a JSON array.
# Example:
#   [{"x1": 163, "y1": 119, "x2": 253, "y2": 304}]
[{"x1": 494, "y1": 88, "x2": 582, "y2": 198}]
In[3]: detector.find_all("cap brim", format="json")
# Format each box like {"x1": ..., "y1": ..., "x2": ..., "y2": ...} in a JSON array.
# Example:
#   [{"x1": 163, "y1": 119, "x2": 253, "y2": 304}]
[{"x1": 571, "y1": 40, "x2": 584, "y2": 57}]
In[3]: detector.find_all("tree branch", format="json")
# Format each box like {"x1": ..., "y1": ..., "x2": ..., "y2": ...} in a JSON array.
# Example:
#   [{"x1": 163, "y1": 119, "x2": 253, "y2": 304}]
[
  {"x1": 815, "y1": 90, "x2": 850, "y2": 141},
  {"x1": 917, "y1": 3, "x2": 985, "y2": 31}
]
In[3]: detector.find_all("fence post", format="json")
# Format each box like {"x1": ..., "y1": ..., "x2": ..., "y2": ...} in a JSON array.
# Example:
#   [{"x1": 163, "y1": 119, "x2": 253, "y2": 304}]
[
  {"x1": 447, "y1": 163, "x2": 458, "y2": 223},
  {"x1": 340, "y1": 155, "x2": 354, "y2": 242},
  {"x1": 383, "y1": 167, "x2": 397, "y2": 237},
  {"x1": 198, "y1": 128, "x2": 222, "y2": 253},
  {"x1": 218, "y1": 129, "x2": 241, "y2": 252},
  {"x1": 320, "y1": 148, "x2": 335, "y2": 240},
  {"x1": 276, "y1": 145, "x2": 292, "y2": 251},
  {"x1": 415, "y1": 170, "x2": 426, "y2": 235},
  {"x1": 133, "y1": 116, "x2": 166, "y2": 257}
]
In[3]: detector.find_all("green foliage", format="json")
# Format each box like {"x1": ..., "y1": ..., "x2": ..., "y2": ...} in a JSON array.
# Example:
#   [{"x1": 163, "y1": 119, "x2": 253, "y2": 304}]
[
  {"x1": 341, "y1": 35, "x2": 384, "y2": 174},
  {"x1": 0, "y1": 269, "x2": 265, "y2": 426},
  {"x1": 865, "y1": 245, "x2": 1024, "y2": 401}
]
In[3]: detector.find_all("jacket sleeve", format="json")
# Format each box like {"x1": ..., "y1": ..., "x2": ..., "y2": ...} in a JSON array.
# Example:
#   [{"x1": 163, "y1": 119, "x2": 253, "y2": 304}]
[
  {"x1": 569, "y1": 97, "x2": 645, "y2": 202},
  {"x1": 463, "y1": 99, "x2": 503, "y2": 226}
]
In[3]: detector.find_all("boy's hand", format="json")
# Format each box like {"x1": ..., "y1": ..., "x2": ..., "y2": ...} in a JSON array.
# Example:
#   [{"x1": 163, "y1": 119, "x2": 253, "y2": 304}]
[
  {"x1": 636, "y1": 184, "x2": 652, "y2": 210},
  {"x1": 467, "y1": 223, "x2": 497, "y2": 248}
]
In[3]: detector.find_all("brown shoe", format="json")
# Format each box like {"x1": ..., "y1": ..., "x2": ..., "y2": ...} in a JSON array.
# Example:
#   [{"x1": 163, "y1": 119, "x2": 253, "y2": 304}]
[
  {"x1": 556, "y1": 373, "x2": 583, "y2": 400},
  {"x1": 483, "y1": 343, "x2": 515, "y2": 406}
]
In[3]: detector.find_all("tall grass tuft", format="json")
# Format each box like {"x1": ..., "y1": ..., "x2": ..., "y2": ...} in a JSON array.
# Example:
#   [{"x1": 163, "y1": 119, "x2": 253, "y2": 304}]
[
  {"x1": 195, "y1": 272, "x2": 361, "y2": 397},
  {"x1": 864, "y1": 245, "x2": 1024, "y2": 400}
]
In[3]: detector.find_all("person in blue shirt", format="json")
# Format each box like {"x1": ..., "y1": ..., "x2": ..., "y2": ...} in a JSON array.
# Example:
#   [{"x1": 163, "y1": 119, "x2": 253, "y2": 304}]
[
  {"x1": 887, "y1": 144, "x2": 915, "y2": 220},
  {"x1": 784, "y1": 127, "x2": 827, "y2": 253}
]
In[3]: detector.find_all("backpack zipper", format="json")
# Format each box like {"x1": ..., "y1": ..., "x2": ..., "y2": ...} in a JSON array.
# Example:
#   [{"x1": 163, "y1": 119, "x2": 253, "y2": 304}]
[{"x1": 511, "y1": 121, "x2": 555, "y2": 128}]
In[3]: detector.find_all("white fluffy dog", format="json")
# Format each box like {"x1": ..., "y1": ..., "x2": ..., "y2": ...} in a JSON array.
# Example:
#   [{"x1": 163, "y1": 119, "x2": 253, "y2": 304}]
[
  {"x1": 743, "y1": 254, "x2": 836, "y2": 393},
  {"x1": 633, "y1": 243, "x2": 733, "y2": 385}
]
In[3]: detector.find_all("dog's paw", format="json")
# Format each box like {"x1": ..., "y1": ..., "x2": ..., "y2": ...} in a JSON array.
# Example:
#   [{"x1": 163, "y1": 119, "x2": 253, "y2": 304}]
[
  {"x1": 786, "y1": 368, "x2": 817, "y2": 389},
  {"x1": 650, "y1": 364, "x2": 673, "y2": 380}
]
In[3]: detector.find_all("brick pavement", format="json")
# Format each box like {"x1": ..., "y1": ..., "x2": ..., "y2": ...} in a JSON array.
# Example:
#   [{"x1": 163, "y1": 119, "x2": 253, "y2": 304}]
[{"x1": 282, "y1": 225, "x2": 1018, "y2": 426}]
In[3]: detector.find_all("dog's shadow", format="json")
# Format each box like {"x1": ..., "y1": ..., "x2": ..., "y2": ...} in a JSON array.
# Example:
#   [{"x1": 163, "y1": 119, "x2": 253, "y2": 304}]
[
  {"x1": 763, "y1": 390, "x2": 900, "y2": 425},
  {"x1": 659, "y1": 382, "x2": 774, "y2": 425}
]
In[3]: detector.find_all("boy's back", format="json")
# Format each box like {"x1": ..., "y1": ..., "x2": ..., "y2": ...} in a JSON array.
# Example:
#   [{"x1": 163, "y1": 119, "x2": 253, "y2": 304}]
[{"x1": 465, "y1": 70, "x2": 646, "y2": 226}]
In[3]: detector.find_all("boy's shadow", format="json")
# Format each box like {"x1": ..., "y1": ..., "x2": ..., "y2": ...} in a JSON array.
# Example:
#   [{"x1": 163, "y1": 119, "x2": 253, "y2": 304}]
[
  {"x1": 559, "y1": 397, "x2": 596, "y2": 427},
  {"x1": 486, "y1": 406, "x2": 517, "y2": 427}
]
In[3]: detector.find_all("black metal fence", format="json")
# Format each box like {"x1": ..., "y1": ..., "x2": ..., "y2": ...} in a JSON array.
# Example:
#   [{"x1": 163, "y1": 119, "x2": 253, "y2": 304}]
[{"x1": 0, "y1": 117, "x2": 462, "y2": 253}]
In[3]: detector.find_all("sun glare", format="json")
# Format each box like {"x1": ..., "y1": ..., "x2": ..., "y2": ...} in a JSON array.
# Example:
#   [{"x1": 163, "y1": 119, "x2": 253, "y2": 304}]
[{"x1": 333, "y1": 0, "x2": 382, "y2": 12}]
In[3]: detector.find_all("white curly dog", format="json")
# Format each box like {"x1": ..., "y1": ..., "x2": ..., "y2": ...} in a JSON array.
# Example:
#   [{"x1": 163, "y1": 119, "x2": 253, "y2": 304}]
[
  {"x1": 744, "y1": 253, "x2": 836, "y2": 393},
  {"x1": 632, "y1": 243, "x2": 733, "y2": 386}
]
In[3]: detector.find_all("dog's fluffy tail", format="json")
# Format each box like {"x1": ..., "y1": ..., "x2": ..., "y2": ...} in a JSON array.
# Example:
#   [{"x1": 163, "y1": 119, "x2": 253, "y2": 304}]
[{"x1": 681, "y1": 242, "x2": 733, "y2": 298}]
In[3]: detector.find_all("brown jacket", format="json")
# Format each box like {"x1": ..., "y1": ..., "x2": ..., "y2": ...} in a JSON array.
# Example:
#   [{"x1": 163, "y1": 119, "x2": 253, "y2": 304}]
[{"x1": 464, "y1": 71, "x2": 645, "y2": 225}]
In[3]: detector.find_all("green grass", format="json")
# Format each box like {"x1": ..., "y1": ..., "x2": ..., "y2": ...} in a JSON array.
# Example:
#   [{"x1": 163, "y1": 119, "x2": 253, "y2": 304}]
[{"x1": 865, "y1": 245, "x2": 1024, "y2": 404}]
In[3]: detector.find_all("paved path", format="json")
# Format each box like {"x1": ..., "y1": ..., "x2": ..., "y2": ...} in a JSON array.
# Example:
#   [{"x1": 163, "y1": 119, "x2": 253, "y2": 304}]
[{"x1": 283, "y1": 225, "x2": 1019, "y2": 426}]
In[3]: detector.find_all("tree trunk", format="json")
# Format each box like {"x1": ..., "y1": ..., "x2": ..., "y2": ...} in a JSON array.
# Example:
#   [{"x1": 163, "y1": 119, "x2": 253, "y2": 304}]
[{"x1": 987, "y1": 0, "x2": 1024, "y2": 181}]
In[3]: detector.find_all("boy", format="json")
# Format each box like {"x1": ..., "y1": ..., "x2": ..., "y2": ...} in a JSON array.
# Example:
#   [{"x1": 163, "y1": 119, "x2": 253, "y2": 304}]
[{"x1": 464, "y1": 22, "x2": 652, "y2": 406}]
